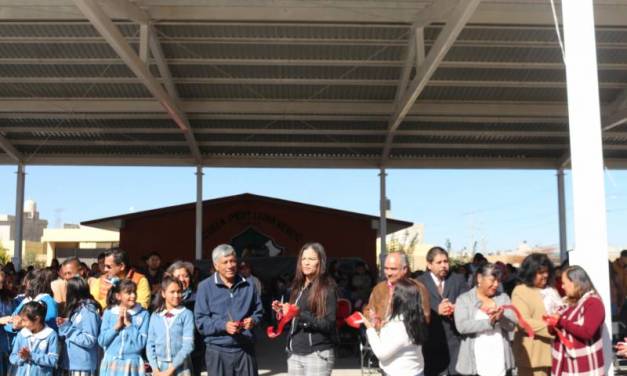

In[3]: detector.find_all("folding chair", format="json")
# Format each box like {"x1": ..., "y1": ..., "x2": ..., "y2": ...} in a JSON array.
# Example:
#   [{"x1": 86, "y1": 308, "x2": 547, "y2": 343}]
[{"x1": 359, "y1": 328, "x2": 382, "y2": 375}]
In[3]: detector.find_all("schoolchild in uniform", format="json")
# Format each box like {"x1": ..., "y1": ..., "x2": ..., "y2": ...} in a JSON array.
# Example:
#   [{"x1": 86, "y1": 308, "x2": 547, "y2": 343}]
[
  {"x1": 57, "y1": 276, "x2": 102, "y2": 376},
  {"x1": 0, "y1": 271, "x2": 16, "y2": 375},
  {"x1": 98, "y1": 279, "x2": 149, "y2": 376},
  {"x1": 9, "y1": 301, "x2": 59, "y2": 376},
  {"x1": 147, "y1": 275, "x2": 195, "y2": 376}
]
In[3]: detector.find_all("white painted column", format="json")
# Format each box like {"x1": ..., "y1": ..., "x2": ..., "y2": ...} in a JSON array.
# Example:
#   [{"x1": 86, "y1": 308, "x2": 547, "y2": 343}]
[
  {"x1": 562, "y1": 1, "x2": 613, "y2": 372},
  {"x1": 557, "y1": 169, "x2": 568, "y2": 263},
  {"x1": 195, "y1": 166, "x2": 203, "y2": 260},
  {"x1": 13, "y1": 163, "x2": 25, "y2": 270},
  {"x1": 379, "y1": 168, "x2": 387, "y2": 275}
]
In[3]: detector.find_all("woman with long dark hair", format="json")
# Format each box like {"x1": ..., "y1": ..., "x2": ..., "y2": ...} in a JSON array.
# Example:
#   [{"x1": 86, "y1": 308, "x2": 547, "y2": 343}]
[
  {"x1": 362, "y1": 278, "x2": 427, "y2": 376},
  {"x1": 511, "y1": 253, "x2": 559, "y2": 376},
  {"x1": 548, "y1": 266, "x2": 605, "y2": 375},
  {"x1": 272, "y1": 242, "x2": 337, "y2": 376}
]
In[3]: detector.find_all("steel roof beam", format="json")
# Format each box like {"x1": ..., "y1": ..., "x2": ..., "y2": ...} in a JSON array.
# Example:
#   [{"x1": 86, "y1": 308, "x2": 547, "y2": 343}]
[
  {"x1": 382, "y1": 0, "x2": 482, "y2": 164},
  {"x1": 0, "y1": 134, "x2": 23, "y2": 162},
  {"x1": 10, "y1": 139, "x2": 585, "y2": 151},
  {"x1": 0, "y1": 99, "x2": 568, "y2": 117},
  {"x1": 0, "y1": 58, "x2": 626, "y2": 71},
  {"x1": 0, "y1": 154, "x2": 577, "y2": 170},
  {"x1": 6, "y1": 1, "x2": 627, "y2": 26},
  {"x1": 0, "y1": 113, "x2": 568, "y2": 123},
  {"x1": 72, "y1": 0, "x2": 202, "y2": 164},
  {"x1": 1, "y1": 127, "x2": 584, "y2": 138}
]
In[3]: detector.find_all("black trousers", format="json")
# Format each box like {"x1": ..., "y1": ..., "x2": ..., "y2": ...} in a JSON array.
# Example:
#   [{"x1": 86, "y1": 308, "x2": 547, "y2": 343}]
[{"x1": 204, "y1": 345, "x2": 258, "y2": 376}]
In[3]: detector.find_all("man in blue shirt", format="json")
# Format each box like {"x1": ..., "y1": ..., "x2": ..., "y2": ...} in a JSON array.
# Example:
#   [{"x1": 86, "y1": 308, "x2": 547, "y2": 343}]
[{"x1": 194, "y1": 244, "x2": 264, "y2": 376}]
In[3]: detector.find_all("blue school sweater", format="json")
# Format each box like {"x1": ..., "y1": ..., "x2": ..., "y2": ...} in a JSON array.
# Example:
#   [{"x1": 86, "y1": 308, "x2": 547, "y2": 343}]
[
  {"x1": 4, "y1": 294, "x2": 58, "y2": 333},
  {"x1": 98, "y1": 304, "x2": 149, "y2": 359},
  {"x1": 9, "y1": 326, "x2": 59, "y2": 376},
  {"x1": 58, "y1": 302, "x2": 101, "y2": 371},
  {"x1": 146, "y1": 306, "x2": 194, "y2": 372}
]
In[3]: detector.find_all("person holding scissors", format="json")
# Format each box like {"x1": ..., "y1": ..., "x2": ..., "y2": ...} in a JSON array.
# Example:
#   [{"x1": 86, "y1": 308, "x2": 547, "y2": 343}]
[{"x1": 194, "y1": 244, "x2": 264, "y2": 376}]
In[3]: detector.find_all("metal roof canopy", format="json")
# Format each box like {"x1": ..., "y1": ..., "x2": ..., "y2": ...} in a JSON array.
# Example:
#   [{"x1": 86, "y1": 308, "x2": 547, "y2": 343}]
[{"x1": 1, "y1": 0, "x2": 627, "y2": 169}]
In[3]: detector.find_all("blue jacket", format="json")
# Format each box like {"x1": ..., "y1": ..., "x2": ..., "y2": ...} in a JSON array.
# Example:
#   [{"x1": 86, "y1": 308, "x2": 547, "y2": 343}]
[
  {"x1": 0, "y1": 298, "x2": 15, "y2": 354},
  {"x1": 9, "y1": 326, "x2": 59, "y2": 376},
  {"x1": 4, "y1": 294, "x2": 58, "y2": 334},
  {"x1": 194, "y1": 273, "x2": 263, "y2": 350},
  {"x1": 147, "y1": 307, "x2": 194, "y2": 372},
  {"x1": 98, "y1": 304, "x2": 149, "y2": 359},
  {"x1": 58, "y1": 302, "x2": 101, "y2": 371}
]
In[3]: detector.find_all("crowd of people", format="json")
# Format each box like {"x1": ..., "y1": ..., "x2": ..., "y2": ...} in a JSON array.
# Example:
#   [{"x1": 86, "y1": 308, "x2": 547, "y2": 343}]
[{"x1": 0, "y1": 244, "x2": 622, "y2": 376}]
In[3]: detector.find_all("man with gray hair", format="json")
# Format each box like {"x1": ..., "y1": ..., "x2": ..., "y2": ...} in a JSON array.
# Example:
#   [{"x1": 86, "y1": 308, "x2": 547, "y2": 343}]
[
  {"x1": 194, "y1": 244, "x2": 264, "y2": 376},
  {"x1": 363, "y1": 251, "x2": 431, "y2": 329}
]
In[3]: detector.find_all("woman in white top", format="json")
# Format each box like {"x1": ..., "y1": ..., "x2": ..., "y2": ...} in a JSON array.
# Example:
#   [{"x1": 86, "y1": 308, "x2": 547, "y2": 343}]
[
  {"x1": 362, "y1": 279, "x2": 427, "y2": 376},
  {"x1": 454, "y1": 263, "x2": 517, "y2": 376}
]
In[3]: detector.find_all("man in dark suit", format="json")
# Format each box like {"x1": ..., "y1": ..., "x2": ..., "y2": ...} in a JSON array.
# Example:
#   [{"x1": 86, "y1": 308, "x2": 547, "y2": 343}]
[{"x1": 418, "y1": 247, "x2": 468, "y2": 376}]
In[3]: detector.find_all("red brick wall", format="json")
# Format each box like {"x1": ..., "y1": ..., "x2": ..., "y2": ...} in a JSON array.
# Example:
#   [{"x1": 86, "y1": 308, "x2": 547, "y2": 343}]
[{"x1": 119, "y1": 197, "x2": 377, "y2": 269}]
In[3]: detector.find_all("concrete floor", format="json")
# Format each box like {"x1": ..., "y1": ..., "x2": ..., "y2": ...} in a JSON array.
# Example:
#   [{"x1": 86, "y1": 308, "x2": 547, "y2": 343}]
[
  {"x1": 255, "y1": 327, "x2": 372, "y2": 376},
  {"x1": 198, "y1": 327, "x2": 377, "y2": 376}
]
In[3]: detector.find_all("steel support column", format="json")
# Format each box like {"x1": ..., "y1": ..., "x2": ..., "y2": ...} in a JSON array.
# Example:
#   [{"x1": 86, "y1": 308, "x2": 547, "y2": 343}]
[
  {"x1": 195, "y1": 166, "x2": 203, "y2": 260},
  {"x1": 379, "y1": 168, "x2": 387, "y2": 276},
  {"x1": 562, "y1": 1, "x2": 613, "y2": 372},
  {"x1": 13, "y1": 163, "x2": 25, "y2": 270},
  {"x1": 557, "y1": 169, "x2": 568, "y2": 263}
]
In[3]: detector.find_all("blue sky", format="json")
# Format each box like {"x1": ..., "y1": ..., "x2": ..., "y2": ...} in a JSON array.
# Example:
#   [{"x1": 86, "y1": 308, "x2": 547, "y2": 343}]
[{"x1": 0, "y1": 165, "x2": 626, "y2": 252}]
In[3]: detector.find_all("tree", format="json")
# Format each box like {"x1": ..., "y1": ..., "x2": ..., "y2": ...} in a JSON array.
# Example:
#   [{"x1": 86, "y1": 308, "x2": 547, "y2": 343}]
[{"x1": 0, "y1": 242, "x2": 11, "y2": 265}]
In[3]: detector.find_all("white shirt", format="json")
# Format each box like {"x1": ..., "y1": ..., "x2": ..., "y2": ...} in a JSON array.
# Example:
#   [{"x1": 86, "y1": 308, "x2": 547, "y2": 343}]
[
  {"x1": 430, "y1": 272, "x2": 445, "y2": 292},
  {"x1": 366, "y1": 316, "x2": 424, "y2": 376},
  {"x1": 473, "y1": 309, "x2": 505, "y2": 376},
  {"x1": 540, "y1": 287, "x2": 564, "y2": 315}
]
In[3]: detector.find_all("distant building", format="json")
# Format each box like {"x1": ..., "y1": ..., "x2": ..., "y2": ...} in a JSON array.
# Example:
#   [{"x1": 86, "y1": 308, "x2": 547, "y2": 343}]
[
  {"x1": 377, "y1": 224, "x2": 432, "y2": 271},
  {"x1": 82, "y1": 193, "x2": 413, "y2": 270},
  {"x1": 0, "y1": 200, "x2": 48, "y2": 266},
  {"x1": 0, "y1": 200, "x2": 48, "y2": 243},
  {"x1": 41, "y1": 225, "x2": 119, "y2": 266}
]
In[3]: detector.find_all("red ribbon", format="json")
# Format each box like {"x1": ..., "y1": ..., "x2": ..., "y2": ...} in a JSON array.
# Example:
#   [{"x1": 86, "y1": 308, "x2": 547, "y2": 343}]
[
  {"x1": 542, "y1": 314, "x2": 575, "y2": 349},
  {"x1": 266, "y1": 304, "x2": 299, "y2": 339},
  {"x1": 501, "y1": 304, "x2": 535, "y2": 339},
  {"x1": 344, "y1": 311, "x2": 365, "y2": 329},
  {"x1": 553, "y1": 328, "x2": 575, "y2": 349}
]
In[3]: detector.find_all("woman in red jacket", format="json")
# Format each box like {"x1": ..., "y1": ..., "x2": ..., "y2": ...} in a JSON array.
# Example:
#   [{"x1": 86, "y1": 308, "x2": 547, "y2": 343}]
[{"x1": 548, "y1": 265, "x2": 605, "y2": 376}]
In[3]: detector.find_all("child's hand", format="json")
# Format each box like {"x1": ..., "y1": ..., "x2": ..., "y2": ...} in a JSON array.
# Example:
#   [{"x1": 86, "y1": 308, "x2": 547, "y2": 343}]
[
  {"x1": 0, "y1": 315, "x2": 12, "y2": 325},
  {"x1": 18, "y1": 347, "x2": 30, "y2": 360},
  {"x1": 114, "y1": 308, "x2": 126, "y2": 330},
  {"x1": 123, "y1": 311, "x2": 132, "y2": 327},
  {"x1": 11, "y1": 316, "x2": 23, "y2": 330},
  {"x1": 56, "y1": 317, "x2": 67, "y2": 326}
]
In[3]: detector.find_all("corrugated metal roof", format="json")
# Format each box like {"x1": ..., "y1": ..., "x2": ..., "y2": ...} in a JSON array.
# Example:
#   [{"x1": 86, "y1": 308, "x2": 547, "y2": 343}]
[
  {"x1": 168, "y1": 65, "x2": 401, "y2": 80},
  {"x1": 156, "y1": 24, "x2": 408, "y2": 41},
  {"x1": 0, "y1": 7, "x2": 625, "y2": 168},
  {"x1": 0, "y1": 83, "x2": 152, "y2": 98},
  {"x1": 161, "y1": 43, "x2": 404, "y2": 61},
  {"x1": 177, "y1": 84, "x2": 396, "y2": 100}
]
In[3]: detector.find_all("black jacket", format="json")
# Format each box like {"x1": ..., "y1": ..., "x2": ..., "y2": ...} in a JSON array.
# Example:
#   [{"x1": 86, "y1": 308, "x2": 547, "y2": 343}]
[
  {"x1": 287, "y1": 281, "x2": 337, "y2": 355},
  {"x1": 418, "y1": 272, "x2": 469, "y2": 376}
]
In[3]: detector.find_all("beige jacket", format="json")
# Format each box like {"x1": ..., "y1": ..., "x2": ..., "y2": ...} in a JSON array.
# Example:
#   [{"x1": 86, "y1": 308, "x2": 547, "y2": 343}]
[{"x1": 511, "y1": 284, "x2": 555, "y2": 370}]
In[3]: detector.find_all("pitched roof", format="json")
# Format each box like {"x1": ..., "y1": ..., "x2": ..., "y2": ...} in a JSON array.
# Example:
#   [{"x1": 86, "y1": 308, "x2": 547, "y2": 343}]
[{"x1": 82, "y1": 193, "x2": 413, "y2": 232}]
